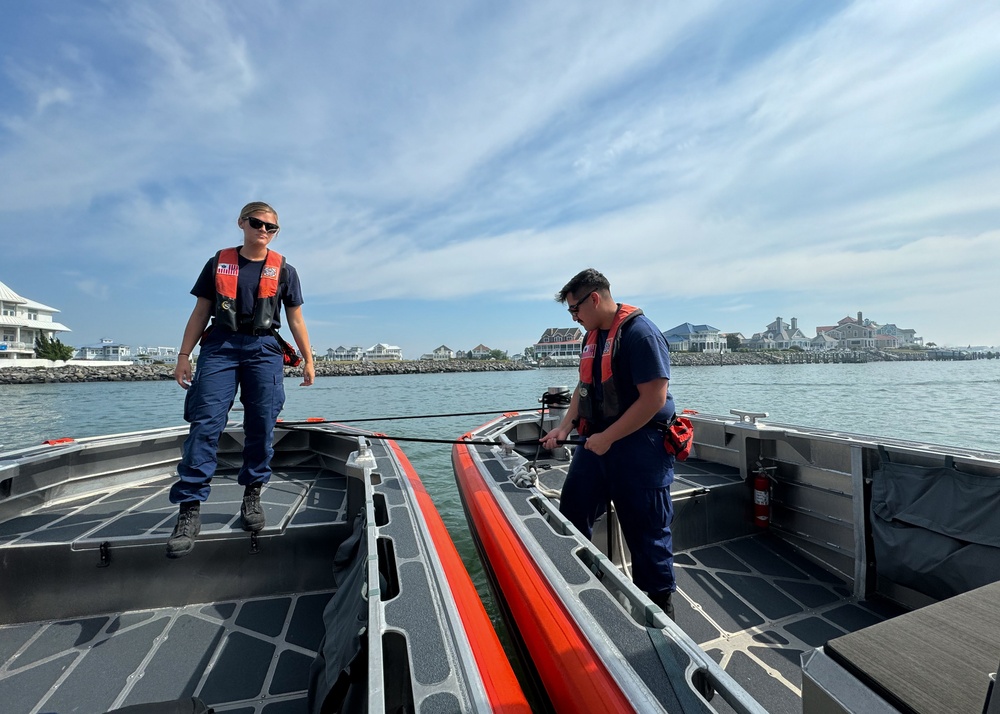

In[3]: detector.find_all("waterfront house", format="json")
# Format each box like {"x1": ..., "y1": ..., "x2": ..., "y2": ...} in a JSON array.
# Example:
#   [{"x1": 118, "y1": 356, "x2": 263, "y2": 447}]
[
  {"x1": 720, "y1": 332, "x2": 746, "y2": 349},
  {"x1": 469, "y1": 344, "x2": 493, "y2": 359},
  {"x1": 875, "y1": 334, "x2": 900, "y2": 349},
  {"x1": 76, "y1": 338, "x2": 132, "y2": 362},
  {"x1": 366, "y1": 343, "x2": 403, "y2": 361},
  {"x1": 0, "y1": 280, "x2": 72, "y2": 363},
  {"x1": 662, "y1": 323, "x2": 725, "y2": 353},
  {"x1": 135, "y1": 346, "x2": 180, "y2": 364},
  {"x1": 876, "y1": 323, "x2": 923, "y2": 347},
  {"x1": 533, "y1": 328, "x2": 583, "y2": 365},
  {"x1": 748, "y1": 317, "x2": 811, "y2": 351},
  {"x1": 827, "y1": 312, "x2": 876, "y2": 350},
  {"x1": 810, "y1": 331, "x2": 839, "y2": 351},
  {"x1": 327, "y1": 345, "x2": 365, "y2": 362},
  {"x1": 420, "y1": 345, "x2": 455, "y2": 361}
]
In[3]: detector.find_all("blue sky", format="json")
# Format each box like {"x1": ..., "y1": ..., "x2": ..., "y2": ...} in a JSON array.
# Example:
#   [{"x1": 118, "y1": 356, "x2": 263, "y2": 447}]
[{"x1": 3, "y1": 1, "x2": 999, "y2": 357}]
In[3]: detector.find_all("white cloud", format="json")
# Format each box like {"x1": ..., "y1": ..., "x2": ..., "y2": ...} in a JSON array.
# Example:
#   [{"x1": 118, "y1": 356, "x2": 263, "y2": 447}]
[
  {"x1": 2, "y1": 1, "x2": 999, "y2": 350},
  {"x1": 75, "y1": 279, "x2": 110, "y2": 301}
]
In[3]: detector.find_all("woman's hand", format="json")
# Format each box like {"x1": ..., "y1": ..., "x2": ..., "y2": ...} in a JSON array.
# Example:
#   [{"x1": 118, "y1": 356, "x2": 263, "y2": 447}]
[
  {"x1": 286, "y1": 305, "x2": 314, "y2": 387},
  {"x1": 174, "y1": 355, "x2": 193, "y2": 389},
  {"x1": 300, "y1": 360, "x2": 315, "y2": 387}
]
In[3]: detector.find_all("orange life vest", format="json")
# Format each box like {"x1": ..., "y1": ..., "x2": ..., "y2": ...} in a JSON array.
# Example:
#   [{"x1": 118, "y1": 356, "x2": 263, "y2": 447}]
[
  {"x1": 577, "y1": 303, "x2": 642, "y2": 434},
  {"x1": 212, "y1": 247, "x2": 285, "y2": 332}
]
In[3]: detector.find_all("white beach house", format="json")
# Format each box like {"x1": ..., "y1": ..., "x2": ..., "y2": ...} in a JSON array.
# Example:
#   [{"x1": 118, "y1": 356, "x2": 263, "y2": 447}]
[{"x1": 0, "y1": 280, "x2": 72, "y2": 364}]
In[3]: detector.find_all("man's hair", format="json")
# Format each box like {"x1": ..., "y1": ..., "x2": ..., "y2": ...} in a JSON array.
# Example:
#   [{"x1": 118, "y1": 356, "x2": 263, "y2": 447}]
[{"x1": 556, "y1": 268, "x2": 611, "y2": 303}]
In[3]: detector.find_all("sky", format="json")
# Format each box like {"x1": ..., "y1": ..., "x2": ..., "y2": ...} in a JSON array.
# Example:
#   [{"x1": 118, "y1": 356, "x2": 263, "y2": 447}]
[{"x1": 3, "y1": 1, "x2": 999, "y2": 357}]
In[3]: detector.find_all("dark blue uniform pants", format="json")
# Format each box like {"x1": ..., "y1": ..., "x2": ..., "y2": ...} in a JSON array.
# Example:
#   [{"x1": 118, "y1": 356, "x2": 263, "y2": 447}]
[
  {"x1": 559, "y1": 426, "x2": 675, "y2": 596},
  {"x1": 169, "y1": 331, "x2": 286, "y2": 504}
]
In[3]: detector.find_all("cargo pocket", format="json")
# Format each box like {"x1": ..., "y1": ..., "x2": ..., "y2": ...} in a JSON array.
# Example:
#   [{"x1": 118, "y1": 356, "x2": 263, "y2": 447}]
[
  {"x1": 184, "y1": 372, "x2": 201, "y2": 424},
  {"x1": 272, "y1": 371, "x2": 286, "y2": 420}
]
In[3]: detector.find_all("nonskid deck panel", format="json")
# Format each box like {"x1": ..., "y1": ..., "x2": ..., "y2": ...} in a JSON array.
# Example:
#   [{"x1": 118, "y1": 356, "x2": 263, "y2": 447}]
[
  {"x1": 0, "y1": 589, "x2": 333, "y2": 714},
  {"x1": 0, "y1": 468, "x2": 350, "y2": 549},
  {"x1": 673, "y1": 533, "x2": 904, "y2": 714},
  {"x1": 0, "y1": 461, "x2": 352, "y2": 713}
]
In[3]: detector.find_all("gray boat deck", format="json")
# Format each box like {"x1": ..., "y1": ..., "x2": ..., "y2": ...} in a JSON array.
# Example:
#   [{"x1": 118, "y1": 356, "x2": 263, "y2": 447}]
[
  {"x1": 673, "y1": 531, "x2": 905, "y2": 714},
  {"x1": 526, "y1": 453, "x2": 909, "y2": 713},
  {"x1": 670, "y1": 458, "x2": 906, "y2": 714},
  {"x1": 0, "y1": 469, "x2": 350, "y2": 547},
  {"x1": 0, "y1": 589, "x2": 333, "y2": 714},
  {"x1": 0, "y1": 467, "x2": 351, "y2": 714}
]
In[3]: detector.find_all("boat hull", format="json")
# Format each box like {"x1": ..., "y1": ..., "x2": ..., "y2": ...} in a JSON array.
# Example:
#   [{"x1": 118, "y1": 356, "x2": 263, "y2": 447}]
[
  {"x1": 0, "y1": 423, "x2": 528, "y2": 713},
  {"x1": 453, "y1": 404, "x2": 1000, "y2": 714}
]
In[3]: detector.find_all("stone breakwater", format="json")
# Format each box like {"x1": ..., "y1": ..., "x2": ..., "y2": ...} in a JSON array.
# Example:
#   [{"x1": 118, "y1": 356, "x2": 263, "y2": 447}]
[
  {"x1": 0, "y1": 360, "x2": 534, "y2": 385},
  {"x1": 0, "y1": 351, "x2": 932, "y2": 385},
  {"x1": 667, "y1": 349, "x2": 929, "y2": 367}
]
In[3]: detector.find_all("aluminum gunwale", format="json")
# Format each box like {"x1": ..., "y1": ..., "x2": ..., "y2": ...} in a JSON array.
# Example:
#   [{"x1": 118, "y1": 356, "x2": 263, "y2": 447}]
[
  {"x1": 456, "y1": 411, "x2": 772, "y2": 714},
  {"x1": 382, "y1": 437, "x2": 529, "y2": 713},
  {"x1": 457, "y1": 414, "x2": 667, "y2": 713}
]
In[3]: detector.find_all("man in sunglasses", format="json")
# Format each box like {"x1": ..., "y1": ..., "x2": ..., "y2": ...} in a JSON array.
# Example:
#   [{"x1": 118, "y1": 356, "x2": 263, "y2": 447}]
[
  {"x1": 166, "y1": 201, "x2": 315, "y2": 559},
  {"x1": 540, "y1": 268, "x2": 678, "y2": 619}
]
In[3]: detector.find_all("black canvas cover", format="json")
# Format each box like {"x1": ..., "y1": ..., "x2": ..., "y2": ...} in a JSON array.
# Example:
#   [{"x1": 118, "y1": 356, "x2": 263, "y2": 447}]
[
  {"x1": 871, "y1": 452, "x2": 1000, "y2": 601},
  {"x1": 307, "y1": 511, "x2": 370, "y2": 714}
]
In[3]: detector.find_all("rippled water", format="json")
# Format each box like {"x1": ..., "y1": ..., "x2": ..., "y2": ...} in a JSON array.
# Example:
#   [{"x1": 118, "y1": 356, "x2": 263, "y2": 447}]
[{"x1": 2, "y1": 361, "x2": 997, "y2": 628}]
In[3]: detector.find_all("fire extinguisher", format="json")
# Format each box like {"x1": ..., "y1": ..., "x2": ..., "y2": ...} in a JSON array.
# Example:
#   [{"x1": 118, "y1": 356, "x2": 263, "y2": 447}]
[{"x1": 753, "y1": 462, "x2": 776, "y2": 528}]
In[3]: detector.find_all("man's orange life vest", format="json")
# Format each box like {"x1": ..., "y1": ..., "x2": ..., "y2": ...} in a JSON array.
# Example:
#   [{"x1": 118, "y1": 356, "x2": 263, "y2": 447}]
[
  {"x1": 212, "y1": 247, "x2": 285, "y2": 332},
  {"x1": 577, "y1": 303, "x2": 642, "y2": 434}
]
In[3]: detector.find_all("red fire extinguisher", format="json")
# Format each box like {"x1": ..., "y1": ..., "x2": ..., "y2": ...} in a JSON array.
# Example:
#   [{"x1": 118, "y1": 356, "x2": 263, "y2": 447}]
[{"x1": 753, "y1": 463, "x2": 775, "y2": 528}]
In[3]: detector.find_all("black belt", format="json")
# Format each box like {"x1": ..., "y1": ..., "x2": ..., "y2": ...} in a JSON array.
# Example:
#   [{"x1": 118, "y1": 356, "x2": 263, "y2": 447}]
[{"x1": 235, "y1": 324, "x2": 272, "y2": 336}]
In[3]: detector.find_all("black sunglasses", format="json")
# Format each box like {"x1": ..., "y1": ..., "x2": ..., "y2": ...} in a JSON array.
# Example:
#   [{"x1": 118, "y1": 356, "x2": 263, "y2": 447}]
[
  {"x1": 567, "y1": 291, "x2": 595, "y2": 314},
  {"x1": 245, "y1": 215, "x2": 280, "y2": 234}
]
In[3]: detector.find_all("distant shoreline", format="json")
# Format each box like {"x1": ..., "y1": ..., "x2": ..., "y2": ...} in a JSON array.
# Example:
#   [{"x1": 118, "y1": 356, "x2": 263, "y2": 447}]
[
  {"x1": 0, "y1": 359, "x2": 533, "y2": 385},
  {"x1": 0, "y1": 349, "x2": 953, "y2": 385}
]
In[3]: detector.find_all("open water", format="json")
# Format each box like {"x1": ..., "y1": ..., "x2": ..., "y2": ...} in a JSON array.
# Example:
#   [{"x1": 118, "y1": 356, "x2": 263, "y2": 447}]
[{"x1": 1, "y1": 360, "x2": 997, "y2": 626}]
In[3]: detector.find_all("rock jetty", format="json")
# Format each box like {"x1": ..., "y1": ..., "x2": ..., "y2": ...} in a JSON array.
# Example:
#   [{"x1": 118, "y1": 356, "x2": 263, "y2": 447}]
[
  {"x1": 666, "y1": 349, "x2": 929, "y2": 367},
  {"x1": 0, "y1": 359, "x2": 534, "y2": 385},
  {"x1": 0, "y1": 350, "x2": 935, "y2": 385}
]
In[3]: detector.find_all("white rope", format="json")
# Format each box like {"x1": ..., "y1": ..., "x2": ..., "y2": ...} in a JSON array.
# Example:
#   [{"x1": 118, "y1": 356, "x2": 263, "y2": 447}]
[{"x1": 511, "y1": 464, "x2": 561, "y2": 499}]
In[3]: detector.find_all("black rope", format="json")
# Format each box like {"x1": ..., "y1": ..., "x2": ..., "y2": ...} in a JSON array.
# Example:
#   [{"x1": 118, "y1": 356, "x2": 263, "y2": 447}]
[
  {"x1": 275, "y1": 391, "x2": 579, "y2": 448},
  {"x1": 275, "y1": 422, "x2": 582, "y2": 448},
  {"x1": 275, "y1": 407, "x2": 543, "y2": 427}
]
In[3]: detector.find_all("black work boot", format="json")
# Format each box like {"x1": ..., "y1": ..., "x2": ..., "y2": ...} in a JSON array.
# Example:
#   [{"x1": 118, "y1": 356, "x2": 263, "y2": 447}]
[
  {"x1": 166, "y1": 502, "x2": 201, "y2": 559},
  {"x1": 650, "y1": 590, "x2": 676, "y2": 621},
  {"x1": 241, "y1": 483, "x2": 265, "y2": 532}
]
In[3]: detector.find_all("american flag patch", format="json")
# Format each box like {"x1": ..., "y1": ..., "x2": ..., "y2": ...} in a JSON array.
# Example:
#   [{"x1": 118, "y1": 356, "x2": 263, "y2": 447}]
[
  {"x1": 262, "y1": 266, "x2": 279, "y2": 278},
  {"x1": 217, "y1": 263, "x2": 238, "y2": 276}
]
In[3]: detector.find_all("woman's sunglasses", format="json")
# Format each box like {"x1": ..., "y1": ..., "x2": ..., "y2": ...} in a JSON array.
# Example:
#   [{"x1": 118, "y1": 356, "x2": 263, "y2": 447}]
[{"x1": 245, "y1": 216, "x2": 280, "y2": 234}]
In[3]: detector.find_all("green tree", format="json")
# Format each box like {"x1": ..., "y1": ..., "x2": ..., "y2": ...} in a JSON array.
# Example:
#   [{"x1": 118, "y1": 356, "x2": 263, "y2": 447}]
[
  {"x1": 725, "y1": 333, "x2": 742, "y2": 351},
  {"x1": 488, "y1": 349, "x2": 508, "y2": 360},
  {"x1": 35, "y1": 333, "x2": 76, "y2": 361}
]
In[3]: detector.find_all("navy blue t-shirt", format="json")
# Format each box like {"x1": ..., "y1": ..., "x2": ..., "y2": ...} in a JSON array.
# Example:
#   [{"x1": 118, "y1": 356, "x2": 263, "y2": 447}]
[
  {"x1": 191, "y1": 249, "x2": 304, "y2": 330},
  {"x1": 592, "y1": 312, "x2": 675, "y2": 427}
]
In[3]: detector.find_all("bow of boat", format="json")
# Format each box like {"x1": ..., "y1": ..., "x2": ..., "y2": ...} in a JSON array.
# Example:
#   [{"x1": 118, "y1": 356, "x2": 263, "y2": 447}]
[
  {"x1": 0, "y1": 422, "x2": 528, "y2": 713},
  {"x1": 452, "y1": 391, "x2": 1000, "y2": 714}
]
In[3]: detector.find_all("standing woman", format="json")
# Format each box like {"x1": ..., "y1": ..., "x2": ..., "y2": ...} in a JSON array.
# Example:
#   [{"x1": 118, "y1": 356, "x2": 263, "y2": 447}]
[{"x1": 167, "y1": 201, "x2": 314, "y2": 558}]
